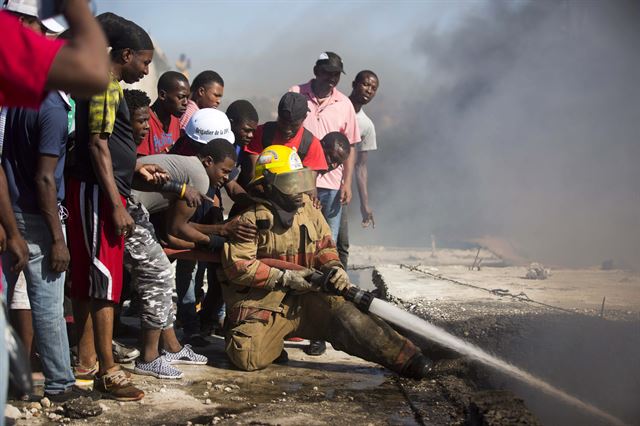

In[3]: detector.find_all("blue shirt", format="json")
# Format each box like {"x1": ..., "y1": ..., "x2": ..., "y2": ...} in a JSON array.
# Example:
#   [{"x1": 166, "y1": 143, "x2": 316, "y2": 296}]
[{"x1": 2, "y1": 91, "x2": 69, "y2": 213}]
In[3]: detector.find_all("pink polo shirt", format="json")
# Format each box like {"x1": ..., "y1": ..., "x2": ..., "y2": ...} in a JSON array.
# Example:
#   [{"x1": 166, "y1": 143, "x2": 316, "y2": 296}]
[
  {"x1": 179, "y1": 99, "x2": 199, "y2": 130},
  {"x1": 289, "y1": 80, "x2": 360, "y2": 190}
]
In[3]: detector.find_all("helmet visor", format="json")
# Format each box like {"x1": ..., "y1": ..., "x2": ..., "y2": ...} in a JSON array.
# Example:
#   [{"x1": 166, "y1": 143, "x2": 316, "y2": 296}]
[{"x1": 270, "y1": 169, "x2": 316, "y2": 195}]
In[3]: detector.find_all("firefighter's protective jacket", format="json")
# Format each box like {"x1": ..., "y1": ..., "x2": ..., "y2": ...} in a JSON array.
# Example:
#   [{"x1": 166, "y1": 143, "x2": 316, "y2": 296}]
[{"x1": 221, "y1": 194, "x2": 341, "y2": 323}]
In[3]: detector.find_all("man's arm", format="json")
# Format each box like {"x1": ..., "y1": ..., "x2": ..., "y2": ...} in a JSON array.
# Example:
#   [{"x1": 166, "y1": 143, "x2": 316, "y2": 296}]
[
  {"x1": 34, "y1": 154, "x2": 69, "y2": 272},
  {"x1": 191, "y1": 216, "x2": 256, "y2": 242},
  {"x1": 88, "y1": 134, "x2": 134, "y2": 236},
  {"x1": 0, "y1": 165, "x2": 28, "y2": 272},
  {"x1": 133, "y1": 175, "x2": 209, "y2": 209},
  {"x1": 237, "y1": 153, "x2": 258, "y2": 189},
  {"x1": 164, "y1": 199, "x2": 209, "y2": 249},
  {"x1": 339, "y1": 146, "x2": 356, "y2": 205},
  {"x1": 224, "y1": 180, "x2": 247, "y2": 202},
  {"x1": 309, "y1": 201, "x2": 342, "y2": 271},
  {"x1": 221, "y1": 213, "x2": 281, "y2": 290},
  {"x1": 45, "y1": 0, "x2": 109, "y2": 98},
  {"x1": 355, "y1": 150, "x2": 374, "y2": 228}
]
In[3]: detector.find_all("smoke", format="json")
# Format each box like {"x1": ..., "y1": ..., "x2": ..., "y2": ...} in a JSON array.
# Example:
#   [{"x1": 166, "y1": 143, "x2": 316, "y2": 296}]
[{"x1": 354, "y1": 0, "x2": 640, "y2": 268}]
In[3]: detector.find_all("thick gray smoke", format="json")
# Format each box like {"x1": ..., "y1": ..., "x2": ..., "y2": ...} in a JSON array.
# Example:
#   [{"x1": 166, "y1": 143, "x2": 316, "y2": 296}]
[{"x1": 354, "y1": 0, "x2": 640, "y2": 268}]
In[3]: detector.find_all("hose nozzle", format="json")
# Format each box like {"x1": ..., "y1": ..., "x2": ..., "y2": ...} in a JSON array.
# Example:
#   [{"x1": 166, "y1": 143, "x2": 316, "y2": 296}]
[
  {"x1": 342, "y1": 286, "x2": 374, "y2": 313},
  {"x1": 307, "y1": 269, "x2": 374, "y2": 312}
]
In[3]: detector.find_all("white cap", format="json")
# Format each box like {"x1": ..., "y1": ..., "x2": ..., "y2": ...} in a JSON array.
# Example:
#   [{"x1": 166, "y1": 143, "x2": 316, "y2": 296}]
[
  {"x1": 42, "y1": 16, "x2": 66, "y2": 33},
  {"x1": 4, "y1": 0, "x2": 38, "y2": 17},
  {"x1": 185, "y1": 108, "x2": 235, "y2": 145},
  {"x1": 4, "y1": 0, "x2": 68, "y2": 33}
]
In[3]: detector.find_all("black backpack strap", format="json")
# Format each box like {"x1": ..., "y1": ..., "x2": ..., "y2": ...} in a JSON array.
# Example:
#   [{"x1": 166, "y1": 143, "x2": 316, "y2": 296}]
[
  {"x1": 297, "y1": 129, "x2": 313, "y2": 161},
  {"x1": 261, "y1": 121, "x2": 278, "y2": 149}
]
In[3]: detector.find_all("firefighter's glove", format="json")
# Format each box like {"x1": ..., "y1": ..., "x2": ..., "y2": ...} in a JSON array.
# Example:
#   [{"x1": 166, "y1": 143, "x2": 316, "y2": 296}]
[
  {"x1": 329, "y1": 267, "x2": 351, "y2": 293},
  {"x1": 279, "y1": 269, "x2": 316, "y2": 292}
]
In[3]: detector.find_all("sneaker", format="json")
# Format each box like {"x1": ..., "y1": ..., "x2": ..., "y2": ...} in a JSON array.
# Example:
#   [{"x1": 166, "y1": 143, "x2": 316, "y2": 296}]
[
  {"x1": 74, "y1": 362, "x2": 99, "y2": 388},
  {"x1": 305, "y1": 340, "x2": 327, "y2": 356},
  {"x1": 162, "y1": 344, "x2": 208, "y2": 365},
  {"x1": 32, "y1": 372, "x2": 45, "y2": 387},
  {"x1": 94, "y1": 366, "x2": 144, "y2": 401},
  {"x1": 112, "y1": 340, "x2": 140, "y2": 363},
  {"x1": 45, "y1": 386, "x2": 101, "y2": 403},
  {"x1": 134, "y1": 356, "x2": 183, "y2": 379}
]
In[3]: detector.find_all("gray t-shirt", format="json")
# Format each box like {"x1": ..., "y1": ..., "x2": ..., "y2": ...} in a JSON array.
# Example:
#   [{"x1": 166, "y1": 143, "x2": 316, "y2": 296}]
[
  {"x1": 356, "y1": 109, "x2": 377, "y2": 152},
  {"x1": 131, "y1": 154, "x2": 209, "y2": 214}
]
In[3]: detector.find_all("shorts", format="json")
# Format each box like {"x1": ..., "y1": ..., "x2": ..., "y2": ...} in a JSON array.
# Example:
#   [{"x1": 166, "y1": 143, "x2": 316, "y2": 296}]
[{"x1": 66, "y1": 177, "x2": 126, "y2": 303}]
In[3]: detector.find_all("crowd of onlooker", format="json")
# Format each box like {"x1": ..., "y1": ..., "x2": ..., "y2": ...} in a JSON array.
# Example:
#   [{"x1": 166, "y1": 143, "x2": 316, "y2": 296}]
[{"x1": 0, "y1": 0, "x2": 379, "y2": 410}]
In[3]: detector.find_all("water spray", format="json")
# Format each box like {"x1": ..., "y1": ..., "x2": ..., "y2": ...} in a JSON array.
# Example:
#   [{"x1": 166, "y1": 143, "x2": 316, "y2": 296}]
[{"x1": 262, "y1": 259, "x2": 626, "y2": 426}]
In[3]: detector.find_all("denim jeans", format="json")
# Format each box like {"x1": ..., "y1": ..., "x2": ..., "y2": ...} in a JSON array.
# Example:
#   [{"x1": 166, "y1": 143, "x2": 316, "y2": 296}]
[
  {"x1": 1, "y1": 212, "x2": 75, "y2": 394},
  {"x1": 337, "y1": 203, "x2": 349, "y2": 268},
  {"x1": 317, "y1": 188, "x2": 342, "y2": 241},
  {"x1": 175, "y1": 259, "x2": 199, "y2": 338},
  {"x1": 1, "y1": 305, "x2": 8, "y2": 426}
]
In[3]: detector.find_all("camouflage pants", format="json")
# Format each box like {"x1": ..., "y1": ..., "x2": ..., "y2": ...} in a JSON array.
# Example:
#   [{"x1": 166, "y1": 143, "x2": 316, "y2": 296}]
[
  {"x1": 225, "y1": 292, "x2": 419, "y2": 373},
  {"x1": 124, "y1": 202, "x2": 175, "y2": 330}
]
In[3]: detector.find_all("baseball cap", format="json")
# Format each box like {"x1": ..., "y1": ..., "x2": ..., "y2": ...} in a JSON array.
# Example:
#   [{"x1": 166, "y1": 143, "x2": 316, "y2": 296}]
[
  {"x1": 4, "y1": 0, "x2": 38, "y2": 17},
  {"x1": 278, "y1": 92, "x2": 309, "y2": 122},
  {"x1": 4, "y1": 0, "x2": 68, "y2": 33},
  {"x1": 42, "y1": 16, "x2": 67, "y2": 33},
  {"x1": 185, "y1": 108, "x2": 235, "y2": 145},
  {"x1": 315, "y1": 51, "x2": 345, "y2": 74}
]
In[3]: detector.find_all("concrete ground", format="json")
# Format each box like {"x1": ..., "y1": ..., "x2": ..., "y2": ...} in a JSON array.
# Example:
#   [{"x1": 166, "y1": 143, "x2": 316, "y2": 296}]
[{"x1": 6, "y1": 245, "x2": 640, "y2": 425}]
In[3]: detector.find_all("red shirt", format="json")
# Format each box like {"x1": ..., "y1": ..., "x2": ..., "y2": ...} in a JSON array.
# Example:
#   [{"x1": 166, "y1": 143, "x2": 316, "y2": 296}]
[
  {"x1": 245, "y1": 124, "x2": 328, "y2": 171},
  {"x1": 137, "y1": 108, "x2": 181, "y2": 156},
  {"x1": 0, "y1": 11, "x2": 65, "y2": 109}
]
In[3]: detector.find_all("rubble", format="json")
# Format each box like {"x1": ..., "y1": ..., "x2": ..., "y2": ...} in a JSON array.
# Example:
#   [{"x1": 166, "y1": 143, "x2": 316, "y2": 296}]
[
  {"x1": 524, "y1": 262, "x2": 549, "y2": 280},
  {"x1": 63, "y1": 396, "x2": 103, "y2": 419},
  {"x1": 4, "y1": 403, "x2": 22, "y2": 421},
  {"x1": 27, "y1": 401, "x2": 41, "y2": 411},
  {"x1": 40, "y1": 397, "x2": 51, "y2": 408},
  {"x1": 467, "y1": 390, "x2": 540, "y2": 425}
]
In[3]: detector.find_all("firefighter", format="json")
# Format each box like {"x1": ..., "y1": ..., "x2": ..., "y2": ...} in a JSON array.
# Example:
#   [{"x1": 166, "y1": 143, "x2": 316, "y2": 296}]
[{"x1": 220, "y1": 145, "x2": 432, "y2": 378}]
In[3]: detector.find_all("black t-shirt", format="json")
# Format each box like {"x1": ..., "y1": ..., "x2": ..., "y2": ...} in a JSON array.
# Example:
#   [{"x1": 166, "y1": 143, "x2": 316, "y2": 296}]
[{"x1": 68, "y1": 96, "x2": 137, "y2": 197}]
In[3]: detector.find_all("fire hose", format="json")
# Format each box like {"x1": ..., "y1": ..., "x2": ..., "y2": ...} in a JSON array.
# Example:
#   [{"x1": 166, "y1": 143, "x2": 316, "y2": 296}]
[{"x1": 163, "y1": 248, "x2": 376, "y2": 311}]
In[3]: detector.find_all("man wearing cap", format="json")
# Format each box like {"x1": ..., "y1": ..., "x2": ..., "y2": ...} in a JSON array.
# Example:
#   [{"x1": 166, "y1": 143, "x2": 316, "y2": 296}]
[
  {"x1": 137, "y1": 71, "x2": 190, "y2": 156},
  {"x1": 171, "y1": 108, "x2": 235, "y2": 156},
  {"x1": 136, "y1": 138, "x2": 256, "y2": 346},
  {"x1": 289, "y1": 51, "x2": 360, "y2": 356},
  {"x1": 220, "y1": 145, "x2": 433, "y2": 380},
  {"x1": 242, "y1": 92, "x2": 327, "y2": 187},
  {"x1": 169, "y1": 108, "x2": 249, "y2": 345},
  {"x1": 0, "y1": 0, "x2": 109, "y2": 109},
  {"x1": 0, "y1": 0, "x2": 108, "y2": 411}
]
